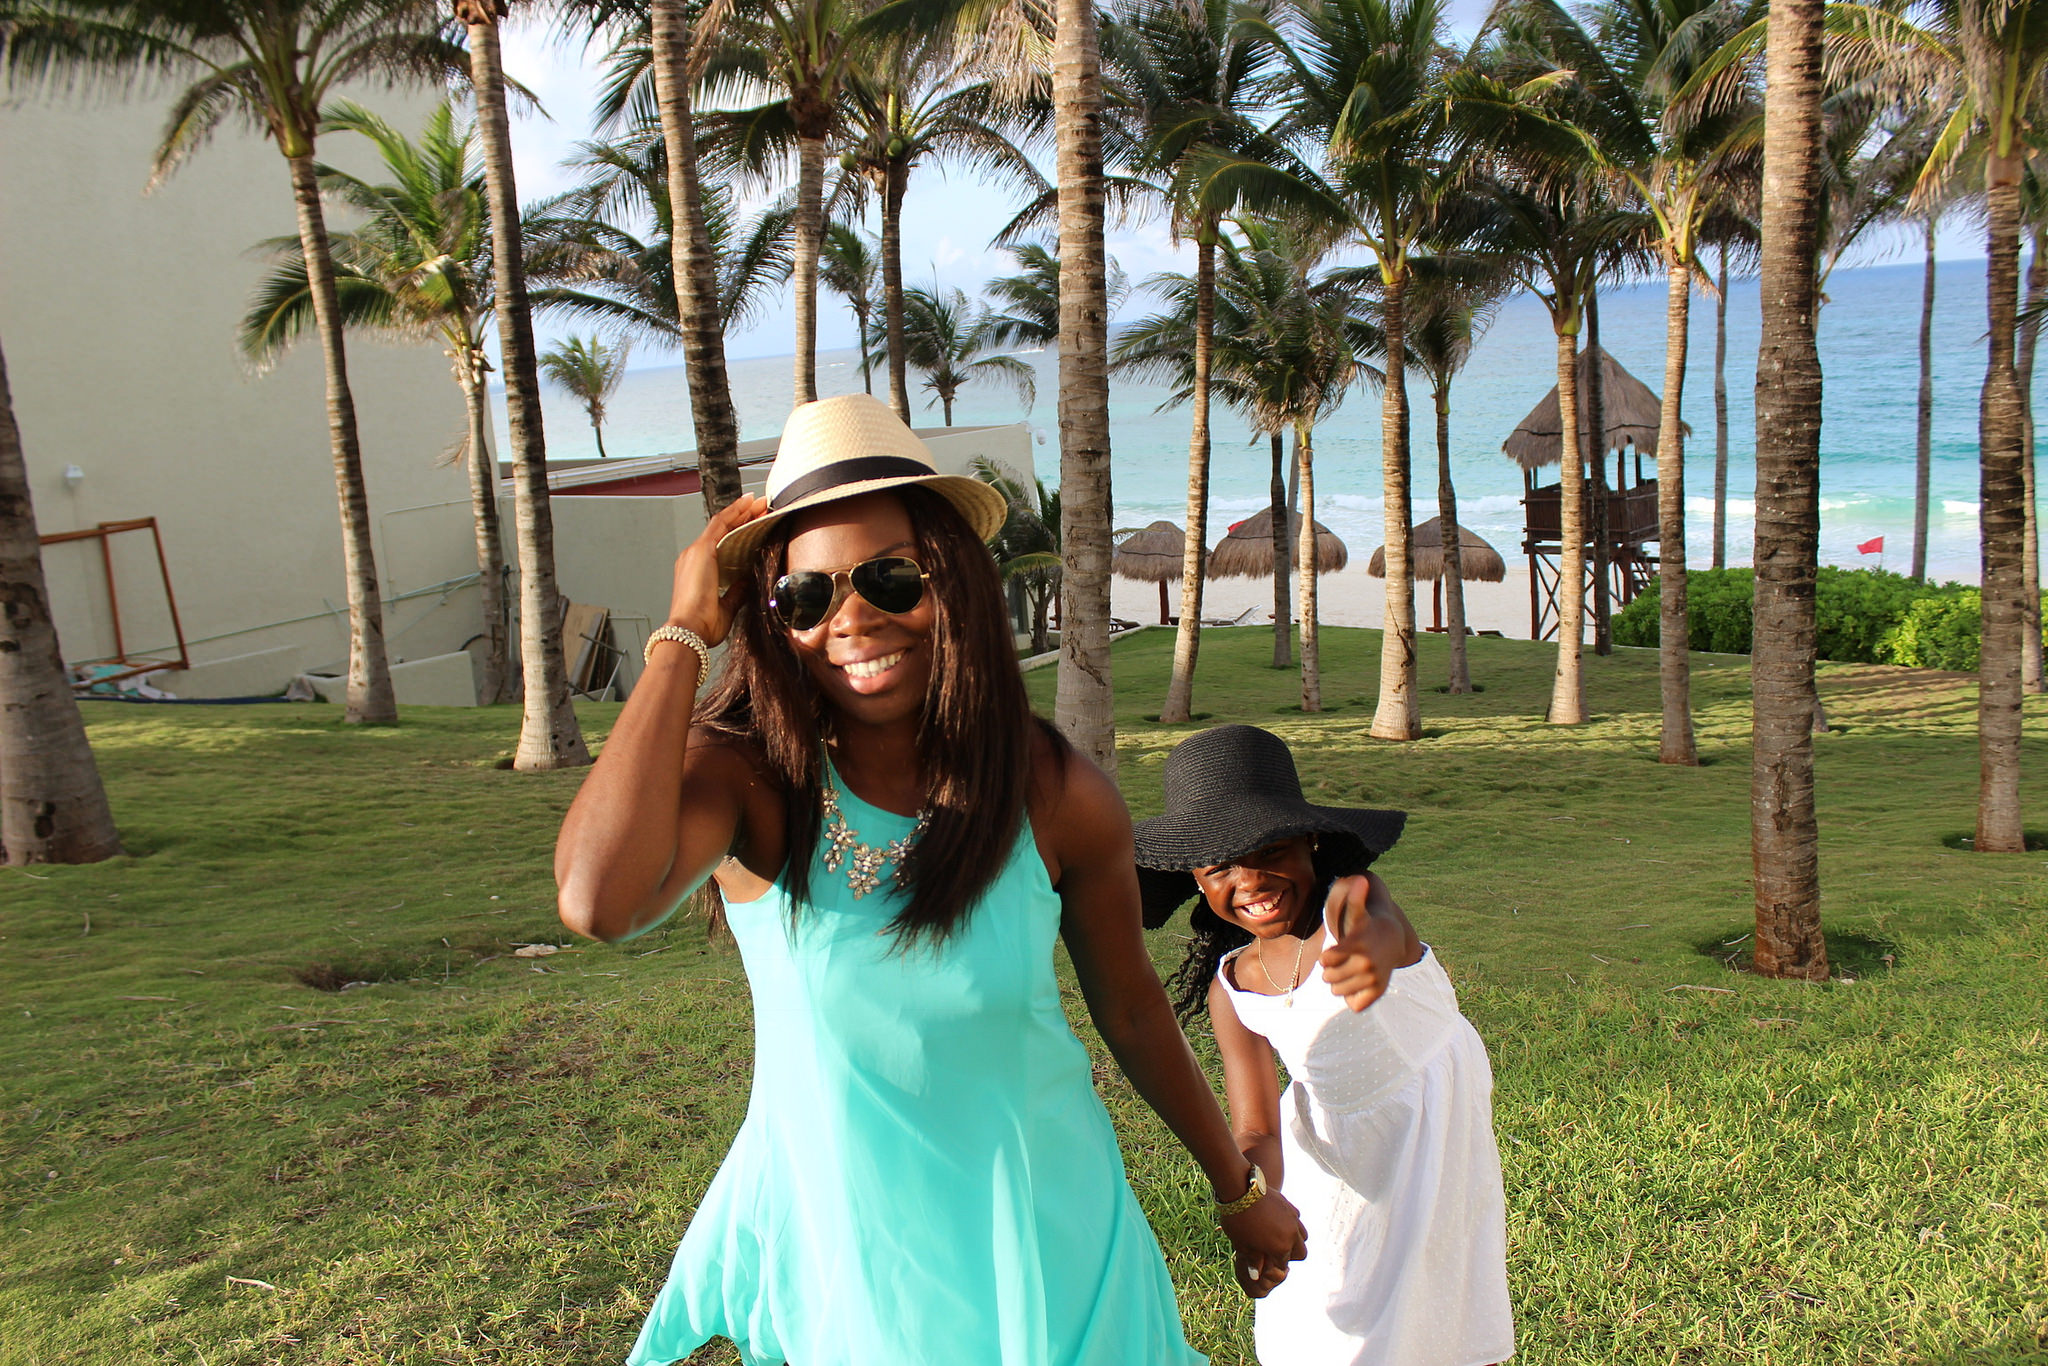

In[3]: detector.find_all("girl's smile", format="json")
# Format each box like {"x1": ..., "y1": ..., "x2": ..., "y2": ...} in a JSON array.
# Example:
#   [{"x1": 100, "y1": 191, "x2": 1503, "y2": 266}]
[{"x1": 1194, "y1": 838, "x2": 1320, "y2": 940}]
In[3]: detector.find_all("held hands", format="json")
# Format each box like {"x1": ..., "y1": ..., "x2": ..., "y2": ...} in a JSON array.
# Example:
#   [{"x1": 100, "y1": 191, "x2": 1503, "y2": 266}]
[
  {"x1": 666, "y1": 494, "x2": 770, "y2": 646},
  {"x1": 1319, "y1": 872, "x2": 1410, "y2": 1013},
  {"x1": 1220, "y1": 1189, "x2": 1307, "y2": 1300}
]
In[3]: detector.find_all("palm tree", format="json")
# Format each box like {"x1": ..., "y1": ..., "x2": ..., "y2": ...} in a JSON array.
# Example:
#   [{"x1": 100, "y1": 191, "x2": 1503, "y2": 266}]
[
  {"x1": 1749, "y1": 0, "x2": 1827, "y2": 979},
  {"x1": 1456, "y1": 154, "x2": 1643, "y2": 724},
  {"x1": 1115, "y1": 219, "x2": 1367, "y2": 705},
  {"x1": 459, "y1": 0, "x2": 589, "y2": 770},
  {"x1": 2017, "y1": 170, "x2": 2046, "y2": 693},
  {"x1": 0, "y1": 0, "x2": 174, "y2": 863},
  {"x1": 877, "y1": 283, "x2": 1036, "y2": 424},
  {"x1": 820, "y1": 222, "x2": 880, "y2": 392},
  {"x1": 240, "y1": 100, "x2": 512, "y2": 706},
  {"x1": 524, "y1": 135, "x2": 795, "y2": 344},
  {"x1": 836, "y1": 44, "x2": 1046, "y2": 424},
  {"x1": 1052, "y1": 0, "x2": 1119, "y2": 770},
  {"x1": 1100, "y1": 0, "x2": 1279, "y2": 723},
  {"x1": 636, "y1": 0, "x2": 748, "y2": 510},
  {"x1": 1913, "y1": 208, "x2": 1938, "y2": 581},
  {"x1": 983, "y1": 239, "x2": 1129, "y2": 347},
  {"x1": 976, "y1": 457, "x2": 1063, "y2": 654},
  {"x1": 1834, "y1": 0, "x2": 2041, "y2": 850},
  {"x1": 1502, "y1": 0, "x2": 1763, "y2": 764},
  {"x1": 541, "y1": 335, "x2": 631, "y2": 459},
  {"x1": 690, "y1": 0, "x2": 883, "y2": 405},
  {"x1": 1245, "y1": 0, "x2": 1454, "y2": 741},
  {"x1": 79, "y1": 0, "x2": 469, "y2": 724},
  {"x1": 0, "y1": 337, "x2": 123, "y2": 865},
  {"x1": 1402, "y1": 262, "x2": 1508, "y2": 696}
]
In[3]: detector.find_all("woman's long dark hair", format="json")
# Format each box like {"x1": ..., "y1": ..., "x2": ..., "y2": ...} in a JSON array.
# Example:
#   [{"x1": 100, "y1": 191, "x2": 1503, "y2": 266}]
[
  {"x1": 1164, "y1": 835, "x2": 1373, "y2": 1024},
  {"x1": 695, "y1": 485, "x2": 1057, "y2": 944}
]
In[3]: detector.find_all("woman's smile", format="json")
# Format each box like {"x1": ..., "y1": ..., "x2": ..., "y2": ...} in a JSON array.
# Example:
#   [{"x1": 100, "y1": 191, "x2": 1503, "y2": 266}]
[{"x1": 838, "y1": 647, "x2": 911, "y2": 689}]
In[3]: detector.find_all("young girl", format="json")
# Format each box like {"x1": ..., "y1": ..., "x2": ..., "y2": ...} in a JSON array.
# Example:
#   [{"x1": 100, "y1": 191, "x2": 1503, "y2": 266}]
[{"x1": 1134, "y1": 724, "x2": 1514, "y2": 1366}]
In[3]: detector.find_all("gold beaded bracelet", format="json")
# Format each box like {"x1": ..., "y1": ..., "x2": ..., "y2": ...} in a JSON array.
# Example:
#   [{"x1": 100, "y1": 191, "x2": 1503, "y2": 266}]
[{"x1": 643, "y1": 624, "x2": 711, "y2": 676}]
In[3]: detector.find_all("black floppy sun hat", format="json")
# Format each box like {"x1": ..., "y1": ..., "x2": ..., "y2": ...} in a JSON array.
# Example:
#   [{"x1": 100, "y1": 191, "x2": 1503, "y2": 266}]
[{"x1": 1132, "y1": 724, "x2": 1406, "y2": 929}]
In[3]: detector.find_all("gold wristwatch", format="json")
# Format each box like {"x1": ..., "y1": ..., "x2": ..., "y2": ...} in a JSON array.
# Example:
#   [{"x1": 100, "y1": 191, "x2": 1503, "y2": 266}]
[{"x1": 1215, "y1": 1162, "x2": 1268, "y2": 1220}]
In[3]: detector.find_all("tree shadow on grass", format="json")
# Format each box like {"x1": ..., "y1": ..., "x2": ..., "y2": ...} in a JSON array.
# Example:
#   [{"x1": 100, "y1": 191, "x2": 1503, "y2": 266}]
[
  {"x1": 1940, "y1": 830, "x2": 2048, "y2": 852},
  {"x1": 1695, "y1": 925, "x2": 1904, "y2": 978}
]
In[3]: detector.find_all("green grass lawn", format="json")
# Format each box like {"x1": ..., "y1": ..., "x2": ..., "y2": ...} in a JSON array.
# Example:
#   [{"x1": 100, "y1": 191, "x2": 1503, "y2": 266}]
[{"x1": 3, "y1": 626, "x2": 2044, "y2": 1365}]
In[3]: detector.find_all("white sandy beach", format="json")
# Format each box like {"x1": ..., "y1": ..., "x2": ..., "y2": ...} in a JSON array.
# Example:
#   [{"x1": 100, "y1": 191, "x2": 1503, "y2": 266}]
[{"x1": 1110, "y1": 563, "x2": 1564, "y2": 642}]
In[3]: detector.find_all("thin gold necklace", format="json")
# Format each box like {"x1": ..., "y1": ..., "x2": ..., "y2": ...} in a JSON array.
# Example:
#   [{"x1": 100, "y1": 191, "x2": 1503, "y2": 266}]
[{"x1": 1254, "y1": 933, "x2": 1310, "y2": 1006}]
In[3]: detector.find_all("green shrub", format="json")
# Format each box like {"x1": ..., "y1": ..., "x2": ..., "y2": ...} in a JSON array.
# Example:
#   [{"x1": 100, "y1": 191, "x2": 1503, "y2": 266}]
[
  {"x1": 1612, "y1": 569, "x2": 1753, "y2": 654},
  {"x1": 1879, "y1": 591, "x2": 1981, "y2": 671},
  {"x1": 1610, "y1": 567, "x2": 1982, "y2": 664}
]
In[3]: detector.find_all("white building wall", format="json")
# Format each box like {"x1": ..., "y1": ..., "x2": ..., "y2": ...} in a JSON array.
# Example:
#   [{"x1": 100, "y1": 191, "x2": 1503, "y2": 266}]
[{"x1": 2, "y1": 85, "x2": 475, "y2": 698}]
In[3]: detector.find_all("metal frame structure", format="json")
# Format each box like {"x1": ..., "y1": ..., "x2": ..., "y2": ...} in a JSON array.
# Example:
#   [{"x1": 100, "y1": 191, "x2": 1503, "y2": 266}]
[{"x1": 39, "y1": 516, "x2": 190, "y2": 686}]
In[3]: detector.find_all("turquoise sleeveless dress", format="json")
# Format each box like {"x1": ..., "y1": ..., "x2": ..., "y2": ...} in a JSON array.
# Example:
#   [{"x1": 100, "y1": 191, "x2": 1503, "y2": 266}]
[{"x1": 627, "y1": 764, "x2": 1206, "y2": 1366}]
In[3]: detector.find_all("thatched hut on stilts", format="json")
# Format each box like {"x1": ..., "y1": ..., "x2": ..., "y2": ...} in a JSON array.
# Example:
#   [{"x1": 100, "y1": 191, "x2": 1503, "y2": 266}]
[
  {"x1": 1112, "y1": 521, "x2": 1186, "y2": 625},
  {"x1": 1503, "y1": 346, "x2": 1676, "y2": 641}
]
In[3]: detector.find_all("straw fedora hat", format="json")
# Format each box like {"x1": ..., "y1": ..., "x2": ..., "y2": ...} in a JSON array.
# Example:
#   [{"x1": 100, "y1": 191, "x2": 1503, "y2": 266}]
[
  {"x1": 715, "y1": 394, "x2": 1010, "y2": 577},
  {"x1": 1132, "y1": 725, "x2": 1405, "y2": 928}
]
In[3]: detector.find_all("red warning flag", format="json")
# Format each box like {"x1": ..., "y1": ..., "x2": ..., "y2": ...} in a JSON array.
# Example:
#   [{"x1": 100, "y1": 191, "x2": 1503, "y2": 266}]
[{"x1": 1857, "y1": 535, "x2": 1884, "y2": 555}]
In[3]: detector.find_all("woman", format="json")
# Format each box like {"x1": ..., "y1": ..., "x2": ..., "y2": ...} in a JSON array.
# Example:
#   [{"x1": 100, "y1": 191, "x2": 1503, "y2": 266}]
[{"x1": 556, "y1": 394, "x2": 1306, "y2": 1366}]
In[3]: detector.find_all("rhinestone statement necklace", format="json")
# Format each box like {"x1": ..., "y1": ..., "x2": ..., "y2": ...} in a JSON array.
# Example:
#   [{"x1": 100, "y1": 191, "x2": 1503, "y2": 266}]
[{"x1": 820, "y1": 780, "x2": 932, "y2": 899}]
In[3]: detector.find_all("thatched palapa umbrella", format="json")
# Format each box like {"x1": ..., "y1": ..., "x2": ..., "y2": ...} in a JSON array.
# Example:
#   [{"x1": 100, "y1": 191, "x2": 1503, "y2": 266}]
[
  {"x1": 1368, "y1": 516, "x2": 1505, "y2": 631},
  {"x1": 1501, "y1": 345, "x2": 1685, "y2": 474},
  {"x1": 1113, "y1": 520, "x2": 1186, "y2": 624},
  {"x1": 1207, "y1": 508, "x2": 1348, "y2": 579}
]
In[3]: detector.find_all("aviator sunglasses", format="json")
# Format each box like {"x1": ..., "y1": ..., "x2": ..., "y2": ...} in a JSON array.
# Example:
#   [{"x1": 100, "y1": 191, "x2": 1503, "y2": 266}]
[{"x1": 769, "y1": 555, "x2": 931, "y2": 631}]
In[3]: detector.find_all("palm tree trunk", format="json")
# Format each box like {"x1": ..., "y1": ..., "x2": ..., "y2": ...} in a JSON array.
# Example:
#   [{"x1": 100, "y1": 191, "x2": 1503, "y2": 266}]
[
  {"x1": 650, "y1": 0, "x2": 744, "y2": 511},
  {"x1": 1269, "y1": 431, "x2": 1292, "y2": 668},
  {"x1": 942, "y1": 393, "x2": 953, "y2": 425},
  {"x1": 591, "y1": 415, "x2": 609, "y2": 460},
  {"x1": 0, "y1": 334, "x2": 121, "y2": 865},
  {"x1": 1370, "y1": 269, "x2": 1418, "y2": 740},
  {"x1": 2016, "y1": 229, "x2": 2045, "y2": 693},
  {"x1": 1437, "y1": 382, "x2": 1470, "y2": 694},
  {"x1": 1586, "y1": 282, "x2": 1612, "y2": 654},
  {"x1": 882, "y1": 165, "x2": 911, "y2": 424},
  {"x1": 856, "y1": 301, "x2": 875, "y2": 395},
  {"x1": 1655, "y1": 253, "x2": 1697, "y2": 765},
  {"x1": 1160, "y1": 231, "x2": 1215, "y2": 723},
  {"x1": 456, "y1": 353, "x2": 510, "y2": 705},
  {"x1": 1713, "y1": 242, "x2": 1731, "y2": 571},
  {"x1": 1297, "y1": 422, "x2": 1320, "y2": 713},
  {"x1": 1750, "y1": 0, "x2": 1827, "y2": 978},
  {"x1": 1976, "y1": 160, "x2": 2028, "y2": 853},
  {"x1": 791, "y1": 131, "x2": 827, "y2": 406},
  {"x1": 1913, "y1": 216, "x2": 1935, "y2": 581},
  {"x1": 285, "y1": 150, "x2": 397, "y2": 725},
  {"x1": 1052, "y1": 0, "x2": 1117, "y2": 773},
  {"x1": 466, "y1": 12, "x2": 590, "y2": 771},
  {"x1": 1551, "y1": 327, "x2": 1586, "y2": 724}
]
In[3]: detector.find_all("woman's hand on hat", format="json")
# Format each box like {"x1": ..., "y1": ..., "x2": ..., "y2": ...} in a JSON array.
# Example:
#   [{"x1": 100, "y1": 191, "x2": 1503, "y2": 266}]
[
  {"x1": 1320, "y1": 873, "x2": 1406, "y2": 1012},
  {"x1": 669, "y1": 493, "x2": 769, "y2": 646}
]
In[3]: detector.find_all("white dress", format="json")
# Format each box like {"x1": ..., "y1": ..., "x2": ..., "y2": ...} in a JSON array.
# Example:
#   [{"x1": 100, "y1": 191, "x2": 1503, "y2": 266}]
[{"x1": 1219, "y1": 944, "x2": 1515, "y2": 1366}]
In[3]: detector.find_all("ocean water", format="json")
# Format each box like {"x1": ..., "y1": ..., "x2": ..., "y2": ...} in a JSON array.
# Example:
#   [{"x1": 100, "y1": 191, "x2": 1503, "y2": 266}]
[{"x1": 507, "y1": 258, "x2": 2029, "y2": 586}]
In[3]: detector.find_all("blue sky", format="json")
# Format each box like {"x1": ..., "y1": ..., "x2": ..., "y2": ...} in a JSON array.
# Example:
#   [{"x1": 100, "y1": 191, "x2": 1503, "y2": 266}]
[{"x1": 496, "y1": 10, "x2": 1987, "y2": 368}]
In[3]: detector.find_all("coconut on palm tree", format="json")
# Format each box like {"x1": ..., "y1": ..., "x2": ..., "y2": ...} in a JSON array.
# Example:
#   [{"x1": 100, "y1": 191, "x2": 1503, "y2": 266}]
[
  {"x1": 240, "y1": 100, "x2": 513, "y2": 705},
  {"x1": 540, "y1": 335, "x2": 631, "y2": 459}
]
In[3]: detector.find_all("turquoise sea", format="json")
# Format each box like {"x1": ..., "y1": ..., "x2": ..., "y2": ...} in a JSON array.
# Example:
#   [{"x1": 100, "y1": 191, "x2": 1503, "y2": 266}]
[{"x1": 506, "y1": 258, "x2": 2031, "y2": 587}]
